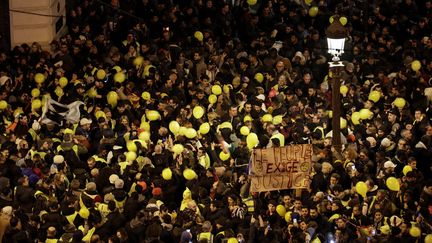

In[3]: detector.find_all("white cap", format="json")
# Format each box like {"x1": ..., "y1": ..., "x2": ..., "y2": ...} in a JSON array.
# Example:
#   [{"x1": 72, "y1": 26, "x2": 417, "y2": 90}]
[
  {"x1": 384, "y1": 161, "x2": 397, "y2": 169},
  {"x1": 80, "y1": 118, "x2": 92, "y2": 126}
]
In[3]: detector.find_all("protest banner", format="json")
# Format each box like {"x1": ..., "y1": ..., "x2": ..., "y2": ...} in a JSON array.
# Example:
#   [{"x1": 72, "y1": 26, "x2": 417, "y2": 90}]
[{"x1": 249, "y1": 144, "x2": 313, "y2": 192}]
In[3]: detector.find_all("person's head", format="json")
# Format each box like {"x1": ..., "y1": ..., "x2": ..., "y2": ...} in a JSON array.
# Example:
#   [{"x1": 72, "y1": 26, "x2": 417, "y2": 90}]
[
  {"x1": 374, "y1": 210, "x2": 383, "y2": 222},
  {"x1": 336, "y1": 218, "x2": 346, "y2": 229},
  {"x1": 293, "y1": 197, "x2": 302, "y2": 209},
  {"x1": 309, "y1": 207, "x2": 319, "y2": 219},
  {"x1": 300, "y1": 206, "x2": 309, "y2": 218},
  {"x1": 229, "y1": 105, "x2": 238, "y2": 117}
]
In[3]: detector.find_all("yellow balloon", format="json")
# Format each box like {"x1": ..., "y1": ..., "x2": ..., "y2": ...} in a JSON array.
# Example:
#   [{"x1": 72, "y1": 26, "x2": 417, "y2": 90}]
[
  {"x1": 240, "y1": 126, "x2": 250, "y2": 136},
  {"x1": 199, "y1": 123, "x2": 210, "y2": 135},
  {"x1": 340, "y1": 85, "x2": 348, "y2": 95},
  {"x1": 31, "y1": 99, "x2": 42, "y2": 110},
  {"x1": 254, "y1": 73, "x2": 264, "y2": 83},
  {"x1": 425, "y1": 234, "x2": 432, "y2": 243},
  {"x1": 351, "y1": 112, "x2": 361, "y2": 125},
  {"x1": 112, "y1": 66, "x2": 122, "y2": 73},
  {"x1": 141, "y1": 91, "x2": 151, "y2": 101},
  {"x1": 247, "y1": 0, "x2": 257, "y2": 5},
  {"x1": 127, "y1": 140, "x2": 137, "y2": 152},
  {"x1": 162, "y1": 168, "x2": 172, "y2": 180},
  {"x1": 276, "y1": 205, "x2": 286, "y2": 217},
  {"x1": 107, "y1": 91, "x2": 118, "y2": 105},
  {"x1": 140, "y1": 121, "x2": 150, "y2": 131},
  {"x1": 185, "y1": 128, "x2": 197, "y2": 139},
  {"x1": 172, "y1": 144, "x2": 184, "y2": 154},
  {"x1": 95, "y1": 110, "x2": 106, "y2": 119},
  {"x1": 394, "y1": 97, "x2": 406, "y2": 108},
  {"x1": 179, "y1": 126, "x2": 188, "y2": 136},
  {"x1": 223, "y1": 84, "x2": 231, "y2": 94},
  {"x1": 219, "y1": 122, "x2": 233, "y2": 130},
  {"x1": 59, "y1": 77, "x2": 68, "y2": 88},
  {"x1": 355, "y1": 181, "x2": 367, "y2": 197},
  {"x1": 329, "y1": 16, "x2": 334, "y2": 23},
  {"x1": 34, "y1": 73, "x2": 45, "y2": 84},
  {"x1": 114, "y1": 72, "x2": 126, "y2": 83},
  {"x1": 146, "y1": 110, "x2": 160, "y2": 121},
  {"x1": 309, "y1": 6, "x2": 318, "y2": 17},
  {"x1": 410, "y1": 226, "x2": 421, "y2": 237},
  {"x1": 194, "y1": 31, "x2": 203, "y2": 42},
  {"x1": 368, "y1": 90, "x2": 381, "y2": 102},
  {"x1": 340, "y1": 118, "x2": 347, "y2": 129},
  {"x1": 55, "y1": 86, "x2": 64, "y2": 97},
  {"x1": 193, "y1": 106, "x2": 205, "y2": 119},
  {"x1": 219, "y1": 151, "x2": 230, "y2": 161},
  {"x1": 328, "y1": 110, "x2": 333, "y2": 118},
  {"x1": 403, "y1": 165, "x2": 413, "y2": 176},
  {"x1": 246, "y1": 133, "x2": 259, "y2": 149},
  {"x1": 79, "y1": 207, "x2": 90, "y2": 219},
  {"x1": 183, "y1": 169, "x2": 197, "y2": 180},
  {"x1": 273, "y1": 115, "x2": 283, "y2": 125},
  {"x1": 31, "y1": 88, "x2": 40, "y2": 98},
  {"x1": 359, "y1": 108, "x2": 371, "y2": 120},
  {"x1": 411, "y1": 60, "x2": 421, "y2": 72},
  {"x1": 339, "y1": 16, "x2": 348, "y2": 26},
  {"x1": 285, "y1": 211, "x2": 292, "y2": 222},
  {"x1": 208, "y1": 94, "x2": 217, "y2": 104},
  {"x1": 169, "y1": 121, "x2": 180, "y2": 134},
  {"x1": 126, "y1": 151, "x2": 137, "y2": 162},
  {"x1": 386, "y1": 177, "x2": 400, "y2": 191},
  {"x1": 0, "y1": 100, "x2": 7, "y2": 110},
  {"x1": 305, "y1": 0, "x2": 312, "y2": 5},
  {"x1": 212, "y1": 85, "x2": 222, "y2": 95},
  {"x1": 87, "y1": 87, "x2": 97, "y2": 98},
  {"x1": 262, "y1": 114, "x2": 273, "y2": 123},
  {"x1": 139, "y1": 131, "x2": 150, "y2": 141},
  {"x1": 133, "y1": 56, "x2": 144, "y2": 66},
  {"x1": 96, "y1": 69, "x2": 106, "y2": 80}
]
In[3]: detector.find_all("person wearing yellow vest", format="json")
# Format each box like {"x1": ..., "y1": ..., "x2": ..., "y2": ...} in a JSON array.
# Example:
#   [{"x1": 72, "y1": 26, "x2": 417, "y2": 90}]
[{"x1": 197, "y1": 221, "x2": 214, "y2": 243}]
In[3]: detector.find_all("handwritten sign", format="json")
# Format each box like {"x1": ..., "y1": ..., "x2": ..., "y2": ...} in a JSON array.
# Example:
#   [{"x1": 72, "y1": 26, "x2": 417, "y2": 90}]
[{"x1": 249, "y1": 144, "x2": 313, "y2": 192}]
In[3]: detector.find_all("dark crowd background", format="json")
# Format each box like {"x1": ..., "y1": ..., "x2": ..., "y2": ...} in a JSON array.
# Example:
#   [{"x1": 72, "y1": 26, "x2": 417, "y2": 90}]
[{"x1": 0, "y1": 0, "x2": 432, "y2": 242}]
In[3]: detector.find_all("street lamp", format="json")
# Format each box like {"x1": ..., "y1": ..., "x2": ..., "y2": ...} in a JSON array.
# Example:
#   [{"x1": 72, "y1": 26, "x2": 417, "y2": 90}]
[{"x1": 326, "y1": 16, "x2": 347, "y2": 158}]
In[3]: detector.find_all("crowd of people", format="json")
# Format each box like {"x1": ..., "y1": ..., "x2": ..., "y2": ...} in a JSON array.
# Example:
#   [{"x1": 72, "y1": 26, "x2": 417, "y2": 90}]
[{"x1": 0, "y1": 0, "x2": 432, "y2": 242}]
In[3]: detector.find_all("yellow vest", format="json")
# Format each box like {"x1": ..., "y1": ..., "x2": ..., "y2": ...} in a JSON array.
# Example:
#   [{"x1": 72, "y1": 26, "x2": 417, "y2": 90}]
[
  {"x1": 66, "y1": 212, "x2": 78, "y2": 225},
  {"x1": 197, "y1": 232, "x2": 213, "y2": 243}
]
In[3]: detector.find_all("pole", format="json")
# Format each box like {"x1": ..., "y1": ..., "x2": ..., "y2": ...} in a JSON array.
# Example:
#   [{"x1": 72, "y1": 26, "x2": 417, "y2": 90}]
[{"x1": 332, "y1": 66, "x2": 342, "y2": 158}]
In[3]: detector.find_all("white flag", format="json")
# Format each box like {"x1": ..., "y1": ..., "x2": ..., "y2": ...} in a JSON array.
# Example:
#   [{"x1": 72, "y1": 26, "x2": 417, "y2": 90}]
[{"x1": 39, "y1": 98, "x2": 84, "y2": 126}]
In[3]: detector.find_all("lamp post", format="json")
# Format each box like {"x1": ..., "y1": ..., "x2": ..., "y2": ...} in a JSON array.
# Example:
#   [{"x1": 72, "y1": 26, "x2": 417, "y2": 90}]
[{"x1": 326, "y1": 16, "x2": 346, "y2": 158}]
